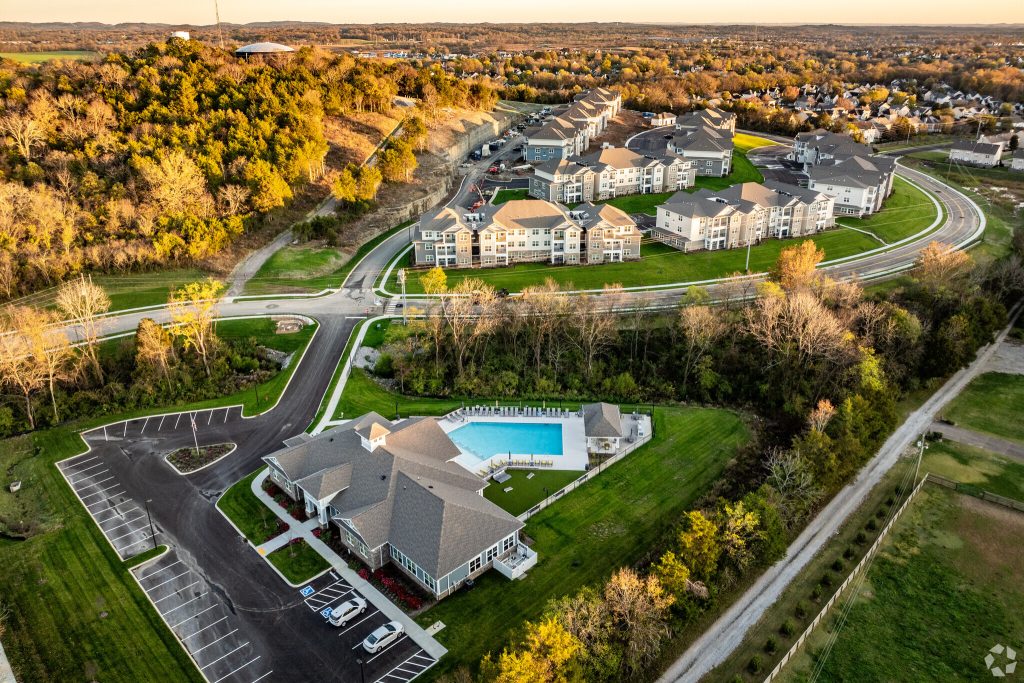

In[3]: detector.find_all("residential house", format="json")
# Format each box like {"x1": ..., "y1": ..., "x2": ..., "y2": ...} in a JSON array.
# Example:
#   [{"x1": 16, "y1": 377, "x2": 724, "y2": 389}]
[
  {"x1": 1009, "y1": 149, "x2": 1024, "y2": 172},
  {"x1": 412, "y1": 199, "x2": 641, "y2": 268},
  {"x1": 529, "y1": 146, "x2": 694, "y2": 203},
  {"x1": 263, "y1": 413, "x2": 529, "y2": 600},
  {"x1": 675, "y1": 107, "x2": 737, "y2": 134},
  {"x1": 651, "y1": 112, "x2": 677, "y2": 127},
  {"x1": 667, "y1": 125, "x2": 734, "y2": 177},
  {"x1": 949, "y1": 139, "x2": 1004, "y2": 168},
  {"x1": 654, "y1": 181, "x2": 835, "y2": 252}
]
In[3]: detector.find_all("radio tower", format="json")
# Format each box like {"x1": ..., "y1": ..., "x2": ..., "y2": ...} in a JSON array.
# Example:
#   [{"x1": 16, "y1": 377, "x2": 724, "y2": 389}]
[{"x1": 213, "y1": 0, "x2": 225, "y2": 49}]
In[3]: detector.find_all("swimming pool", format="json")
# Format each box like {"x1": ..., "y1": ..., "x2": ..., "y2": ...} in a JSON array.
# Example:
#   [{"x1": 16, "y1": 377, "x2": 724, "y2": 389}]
[{"x1": 448, "y1": 422, "x2": 563, "y2": 462}]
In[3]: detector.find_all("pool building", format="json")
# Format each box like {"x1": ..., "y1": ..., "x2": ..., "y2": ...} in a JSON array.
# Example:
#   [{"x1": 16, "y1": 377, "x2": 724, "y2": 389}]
[{"x1": 261, "y1": 403, "x2": 647, "y2": 601}]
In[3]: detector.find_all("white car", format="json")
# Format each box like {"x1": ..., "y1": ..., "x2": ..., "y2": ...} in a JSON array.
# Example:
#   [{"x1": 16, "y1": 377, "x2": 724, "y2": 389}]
[
  {"x1": 328, "y1": 597, "x2": 367, "y2": 627},
  {"x1": 361, "y1": 620, "x2": 404, "y2": 653}
]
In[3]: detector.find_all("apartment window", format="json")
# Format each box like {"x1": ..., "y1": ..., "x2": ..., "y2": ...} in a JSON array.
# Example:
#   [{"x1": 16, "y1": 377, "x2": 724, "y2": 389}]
[
  {"x1": 470, "y1": 556, "x2": 482, "y2": 573},
  {"x1": 502, "y1": 535, "x2": 516, "y2": 553},
  {"x1": 426, "y1": 244, "x2": 433, "y2": 251}
]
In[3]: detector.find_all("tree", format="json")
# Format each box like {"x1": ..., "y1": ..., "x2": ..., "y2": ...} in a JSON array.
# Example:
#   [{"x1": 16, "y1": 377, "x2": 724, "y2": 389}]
[
  {"x1": 678, "y1": 304, "x2": 728, "y2": 394},
  {"x1": 0, "y1": 309, "x2": 46, "y2": 429},
  {"x1": 355, "y1": 166, "x2": 383, "y2": 201},
  {"x1": 808, "y1": 398, "x2": 836, "y2": 432},
  {"x1": 718, "y1": 501, "x2": 762, "y2": 570},
  {"x1": 567, "y1": 292, "x2": 618, "y2": 380},
  {"x1": 915, "y1": 241, "x2": 973, "y2": 293},
  {"x1": 770, "y1": 240, "x2": 825, "y2": 290},
  {"x1": 135, "y1": 318, "x2": 176, "y2": 389},
  {"x1": 486, "y1": 617, "x2": 582, "y2": 683},
  {"x1": 677, "y1": 510, "x2": 721, "y2": 581},
  {"x1": 764, "y1": 448, "x2": 822, "y2": 527},
  {"x1": 0, "y1": 112, "x2": 44, "y2": 162},
  {"x1": 168, "y1": 279, "x2": 224, "y2": 377},
  {"x1": 419, "y1": 266, "x2": 448, "y2": 295},
  {"x1": 602, "y1": 568, "x2": 674, "y2": 676},
  {"x1": 331, "y1": 166, "x2": 358, "y2": 204},
  {"x1": 134, "y1": 150, "x2": 212, "y2": 218},
  {"x1": 439, "y1": 278, "x2": 493, "y2": 375},
  {"x1": 55, "y1": 275, "x2": 110, "y2": 383}
]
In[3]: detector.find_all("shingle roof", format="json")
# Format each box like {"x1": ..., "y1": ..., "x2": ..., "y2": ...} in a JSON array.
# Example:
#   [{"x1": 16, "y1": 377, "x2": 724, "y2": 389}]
[
  {"x1": 670, "y1": 126, "x2": 733, "y2": 154},
  {"x1": 951, "y1": 140, "x2": 1003, "y2": 156},
  {"x1": 583, "y1": 403, "x2": 623, "y2": 438}
]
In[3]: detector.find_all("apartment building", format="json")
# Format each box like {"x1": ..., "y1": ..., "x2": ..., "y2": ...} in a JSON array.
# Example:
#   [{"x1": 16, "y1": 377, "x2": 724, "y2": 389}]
[
  {"x1": 654, "y1": 181, "x2": 835, "y2": 252},
  {"x1": 412, "y1": 198, "x2": 641, "y2": 268},
  {"x1": 949, "y1": 139, "x2": 1004, "y2": 168},
  {"x1": 667, "y1": 125, "x2": 734, "y2": 177},
  {"x1": 807, "y1": 155, "x2": 896, "y2": 217},
  {"x1": 525, "y1": 88, "x2": 622, "y2": 161},
  {"x1": 675, "y1": 107, "x2": 736, "y2": 134},
  {"x1": 790, "y1": 130, "x2": 873, "y2": 168},
  {"x1": 528, "y1": 146, "x2": 695, "y2": 203}
]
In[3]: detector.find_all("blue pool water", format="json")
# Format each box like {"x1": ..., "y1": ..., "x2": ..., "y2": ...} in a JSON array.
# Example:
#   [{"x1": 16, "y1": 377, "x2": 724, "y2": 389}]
[{"x1": 449, "y1": 422, "x2": 563, "y2": 462}]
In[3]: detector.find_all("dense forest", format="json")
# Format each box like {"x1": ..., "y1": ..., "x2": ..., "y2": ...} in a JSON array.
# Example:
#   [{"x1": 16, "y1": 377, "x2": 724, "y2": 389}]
[{"x1": 0, "y1": 39, "x2": 498, "y2": 300}]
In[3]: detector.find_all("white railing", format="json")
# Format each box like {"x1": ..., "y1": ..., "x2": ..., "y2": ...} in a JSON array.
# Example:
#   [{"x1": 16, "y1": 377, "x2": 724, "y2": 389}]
[{"x1": 493, "y1": 543, "x2": 538, "y2": 580}]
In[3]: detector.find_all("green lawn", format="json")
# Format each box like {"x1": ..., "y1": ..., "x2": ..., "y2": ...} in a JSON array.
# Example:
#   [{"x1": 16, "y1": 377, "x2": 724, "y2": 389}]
[
  {"x1": 389, "y1": 227, "x2": 879, "y2": 294},
  {"x1": 1, "y1": 51, "x2": 97, "y2": 63},
  {"x1": 781, "y1": 486, "x2": 1024, "y2": 682},
  {"x1": 692, "y1": 151, "x2": 764, "y2": 192},
  {"x1": 267, "y1": 539, "x2": 330, "y2": 584},
  {"x1": 0, "y1": 428, "x2": 201, "y2": 682},
  {"x1": 483, "y1": 469, "x2": 586, "y2": 516},
  {"x1": 419, "y1": 405, "x2": 749, "y2": 676},
  {"x1": 493, "y1": 188, "x2": 530, "y2": 204},
  {"x1": 837, "y1": 176, "x2": 939, "y2": 243},
  {"x1": 243, "y1": 220, "x2": 414, "y2": 296},
  {"x1": 733, "y1": 133, "x2": 778, "y2": 154},
  {"x1": 361, "y1": 319, "x2": 392, "y2": 349},
  {"x1": 922, "y1": 440, "x2": 1024, "y2": 502},
  {"x1": 216, "y1": 468, "x2": 285, "y2": 544},
  {"x1": 601, "y1": 191, "x2": 677, "y2": 215},
  {"x1": 942, "y1": 372, "x2": 1024, "y2": 446},
  {"x1": 22, "y1": 268, "x2": 208, "y2": 314}
]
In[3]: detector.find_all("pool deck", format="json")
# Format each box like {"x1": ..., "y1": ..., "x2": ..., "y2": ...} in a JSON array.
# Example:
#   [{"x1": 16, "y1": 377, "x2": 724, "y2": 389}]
[{"x1": 437, "y1": 413, "x2": 590, "y2": 474}]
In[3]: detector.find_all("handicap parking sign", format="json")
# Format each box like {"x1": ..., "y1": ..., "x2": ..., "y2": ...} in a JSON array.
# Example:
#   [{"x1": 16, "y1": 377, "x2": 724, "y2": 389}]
[
  {"x1": 320, "y1": 607, "x2": 333, "y2": 619},
  {"x1": 300, "y1": 585, "x2": 314, "y2": 597}
]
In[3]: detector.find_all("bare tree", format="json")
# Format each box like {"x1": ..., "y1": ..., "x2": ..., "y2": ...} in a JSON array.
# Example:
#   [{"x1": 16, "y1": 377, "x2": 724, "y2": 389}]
[
  {"x1": 0, "y1": 308, "x2": 48, "y2": 428},
  {"x1": 0, "y1": 112, "x2": 45, "y2": 162},
  {"x1": 678, "y1": 304, "x2": 728, "y2": 393},
  {"x1": 438, "y1": 278, "x2": 491, "y2": 375},
  {"x1": 20, "y1": 306, "x2": 76, "y2": 421},
  {"x1": 765, "y1": 447, "x2": 822, "y2": 526},
  {"x1": 55, "y1": 274, "x2": 110, "y2": 382},
  {"x1": 519, "y1": 278, "x2": 568, "y2": 375},
  {"x1": 168, "y1": 279, "x2": 224, "y2": 377},
  {"x1": 135, "y1": 318, "x2": 176, "y2": 389},
  {"x1": 566, "y1": 291, "x2": 618, "y2": 380}
]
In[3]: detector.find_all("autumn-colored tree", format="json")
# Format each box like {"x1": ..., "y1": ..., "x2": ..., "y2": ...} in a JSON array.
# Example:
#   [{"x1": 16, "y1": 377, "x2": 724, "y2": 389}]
[
  {"x1": 678, "y1": 304, "x2": 728, "y2": 393},
  {"x1": 55, "y1": 274, "x2": 111, "y2": 383},
  {"x1": 134, "y1": 150, "x2": 213, "y2": 218},
  {"x1": 485, "y1": 617, "x2": 583, "y2": 683},
  {"x1": 770, "y1": 240, "x2": 825, "y2": 290},
  {"x1": 602, "y1": 568, "x2": 674, "y2": 676},
  {"x1": 0, "y1": 112, "x2": 45, "y2": 162},
  {"x1": 808, "y1": 398, "x2": 836, "y2": 432},
  {"x1": 677, "y1": 510, "x2": 721, "y2": 581},
  {"x1": 168, "y1": 279, "x2": 224, "y2": 377},
  {"x1": 915, "y1": 241, "x2": 973, "y2": 293},
  {"x1": 419, "y1": 266, "x2": 448, "y2": 295},
  {"x1": 135, "y1": 318, "x2": 176, "y2": 389},
  {"x1": 718, "y1": 501, "x2": 762, "y2": 570},
  {"x1": 0, "y1": 311, "x2": 46, "y2": 429}
]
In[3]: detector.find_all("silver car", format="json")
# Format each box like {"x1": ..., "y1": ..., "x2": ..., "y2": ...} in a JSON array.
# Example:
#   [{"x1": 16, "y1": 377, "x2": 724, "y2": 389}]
[
  {"x1": 328, "y1": 597, "x2": 367, "y2": 627},
  {"x1": 361, "y1": 620, "x2": 404, "y2": 653}
]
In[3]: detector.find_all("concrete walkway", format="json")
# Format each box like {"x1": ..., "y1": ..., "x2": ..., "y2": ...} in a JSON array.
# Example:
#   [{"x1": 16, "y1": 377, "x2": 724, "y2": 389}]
[
  {"x1": 930, "y1": 422, "x2": 1024, "y2": 463},
  {"x1": 0, "y1": 640, "x2": 15, "y2": 683},
  {"x1": 249, "y1": 469, "x2": 447, "y2": 660}
]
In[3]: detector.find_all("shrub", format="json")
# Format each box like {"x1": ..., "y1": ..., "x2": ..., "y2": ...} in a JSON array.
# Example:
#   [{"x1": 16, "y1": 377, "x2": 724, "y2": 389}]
[
  {"x1": 747, "y1": 655, "x2": 763, "y2": 674},
  {"x1": 811, "y1": 584, "x2": 822, "y2": 600},
  {"x1": 843, "y1": 547, "x2": 855, "y2": 560},
  {"x1": 855, "y1": 531, "x2": 867, "y2": 544},
  {"x1": 764, "y1": 637, "x2": 778, "y2": 654},
  {"x1": 876, "y1": 507, "x2": 888, "y2": 518},
  {"x1": 780, "y1": 619, "x2": 796, "y2": 637},
  {"x1": 795, "y1": 601, "x2": 808, "y2": 619},
  {"x1": 821, "y1": 572, "x2": 834, "y2": 588},
  {"x1": 831, "y1": 559, "x2": 844, "y2": 572},
  {"x1": 866, "y1": 519, "x2": 878, "y2": 531}
]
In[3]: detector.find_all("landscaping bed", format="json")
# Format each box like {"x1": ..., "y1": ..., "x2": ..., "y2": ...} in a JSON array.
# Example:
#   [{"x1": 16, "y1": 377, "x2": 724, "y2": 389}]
[
  {"x1": 267, "y1": 538, "x2": 330, "y2": 584},
  {"x1": 165, "y1": 443, "x2": 235, "y2": 473},
  {"x1": 357, "y1": 565, "x2": 432, "y2": 613},
  {"x1": 263, "y1": 477, "x2": 310, "y2": 521}
]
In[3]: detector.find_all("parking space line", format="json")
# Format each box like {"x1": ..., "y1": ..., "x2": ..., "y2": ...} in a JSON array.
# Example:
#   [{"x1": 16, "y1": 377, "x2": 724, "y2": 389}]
[
  {"x1": 70, "y1": 469, "x2": 110, "y2": 485},
  {"x1": 365, "y1": 635, "x2": 408, "y2": 662},
  {"x1": 207, "y1": 411, "x2": 213, "y2": 426},
  {"x1": 212, "y1": 655, "x2": 260, "y2": 683},
  {"x1": 61, "y1": 456, "x2": 99, "y2": 472},
  {"x1": 88, "y1": 496, "x2": 132, "y2": 511},
  {"x1": 177, "y1": 610, "x2": 222, "y2": 633},
  {"x1": 174, "y1": 413, "x2": 182, "y2": 429},
  {"x1": 77, "y1": 475, "x2": 115, "y2": 489},
  {"x1": 109, "y1": 525, "x2": 151, "y2": 542},
  {"x1": 338, "y1": 610, "x2": 380, "y2": 635},
  {"x1": 223, "y1": 409, "x2": 228, "y2": 423},
  {"x1": 95, "y1": 505, "x2": 140, "y2": 523},
  {"x1": 118, "y1": 534, "x2": 155, "y2": 551},
  {"x1": 200, "y1": 642, "x2": 249, "y2": 670},
  {"x1": 158, "y1": 415, "x2": 166, "y2": 430},
  {"x1": 174, "y1": 606, "x2": 220, "y2": 634},
  {"x1": 100, "y1": 514, "x2": 145, "y2": 533},
  {"x1": 191, "y1": 628, "x2": 239, "y2": 654},
  {"x1": 248, "y1": 670, "x2": 274, "y2": 683},
  {"x1": 154, "y1": 581, "x2": 200, "y2": 603},
  {"x1": 142, "y1": 569, "x2": 190, "y2": 590},
  {"x1": 67, "y1": 461, "x2": 105, "y2": 477},
  {"x1": 160, "y1": 592, "x2": 207, "y2": 617},
  {"x1": 141, "y1": 417, "x2": 149, "y2": 433},
  {"x1": 138, "y1": 559, "x2": 182, "y2": 580},
  {"x1": 80, "y1": 484, "x2": 122, "y2": 501}
]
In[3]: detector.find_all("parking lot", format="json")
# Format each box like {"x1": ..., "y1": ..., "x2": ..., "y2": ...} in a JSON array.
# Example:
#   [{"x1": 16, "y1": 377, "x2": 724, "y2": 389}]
[
  {"x1": 80, "y1": 406, "x2": 246, "y2": 448},
  {"x1": 131, "y1": 549, "x2": 274, "y2": 683},
  {"x1": 299, "y1": 573, "x2": 437, "y2": 683},
  {"x1": 58, "y1": 452, "x2": 158, "y2": 559}
]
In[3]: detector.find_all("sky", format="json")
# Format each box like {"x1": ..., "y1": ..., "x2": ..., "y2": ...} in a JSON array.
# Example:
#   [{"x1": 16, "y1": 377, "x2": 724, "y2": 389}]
[{"x1": 7, "y1": 0, "x2": 1024, "y2": 26}]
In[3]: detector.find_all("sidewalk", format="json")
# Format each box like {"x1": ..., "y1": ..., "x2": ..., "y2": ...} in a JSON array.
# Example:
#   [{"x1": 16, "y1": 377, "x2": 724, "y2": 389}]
[{"x1": 249, "y1": 469, "x2": 447, "y2": 660}]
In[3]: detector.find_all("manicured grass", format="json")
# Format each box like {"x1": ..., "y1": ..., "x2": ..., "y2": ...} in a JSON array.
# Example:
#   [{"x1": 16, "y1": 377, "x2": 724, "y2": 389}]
[
  {"x1": 335, "y1": 368, "x2": 463, "y2": 420},
  {"x1": 836, "y1": 176, "x2": 939, "y2": 243},
  {"x1": 493, "y1": 188, "x2": 530, "y2": 204},
  {"x1": 692, "y1": 151, "x2": 764, "y2": 192},
  {"x1": 18, "y1": 268, "x2": 208, "y2": 314},
  {"x1": 0, "y1": 50, "x2": 97, "y2": 63},
  {"x1": 483, "y1": 469, "x2": 586, "y2": 516},
  {"x1": 362, "y1": 319, "x2": 392, "y2": 349},
  {"x1": 781, "y1": 487, "x2": 1024, "y2": 682},
  {"x1": 922, "y1": 440, "x2": 1024, "y2": 502},
  {"x1": 601, "y1": 191, "x2": 676, "y2": 215},
  {"x1": 390, "y1": 227, "x2": 879, "y2": 294},
  {"x1": 0, "y1": 428, "x2": 201, "y2": 682},
  {"x1": 733, "y1": 132, "x2": 778, "y2": 153},
  {"x1": 243, "y1": 220, "x2": 414, "y2": 295},
  {"x1": 216, "y1": 468, "x2": 285, "y2": 545},
  {"x1": 125, "y1": 545, "x2": 169, "y2": 569},
  {"x1": 267, "y1": 539, "x2": 330, "y2": 584},
  {"x1": 942, "y1": 372, "x2": 1024, "y2": 446},
  {"x1": 418, "y1": 405, "x2": 749, "y2": 676}
]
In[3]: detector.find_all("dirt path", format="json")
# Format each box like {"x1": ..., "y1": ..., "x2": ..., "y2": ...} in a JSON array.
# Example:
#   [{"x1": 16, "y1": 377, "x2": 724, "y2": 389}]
[
  {"x1": 224, "y1": 227, "x2": 295, "y2": 297},
  {"x1": 930, "y1": 422, "x2": 1024, "y2": 463}
]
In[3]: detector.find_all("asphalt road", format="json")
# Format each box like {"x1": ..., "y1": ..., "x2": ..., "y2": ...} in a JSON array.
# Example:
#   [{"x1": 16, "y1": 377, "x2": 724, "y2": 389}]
[{"x1": 657, "y1": 302, "x2": 1023, "y2": 683}]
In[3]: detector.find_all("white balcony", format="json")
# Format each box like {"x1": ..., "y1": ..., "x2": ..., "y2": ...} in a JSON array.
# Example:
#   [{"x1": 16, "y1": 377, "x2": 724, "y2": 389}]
[{"x1": 493, "y1": 543, "x2": 537, "y2": 580}]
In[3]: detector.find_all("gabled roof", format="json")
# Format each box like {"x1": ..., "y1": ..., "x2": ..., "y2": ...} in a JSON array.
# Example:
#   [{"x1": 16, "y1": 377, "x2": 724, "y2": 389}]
[
  {"x1": 809, "y1": 155, "x2": 893, "y2": 188},
  {"x1": 951, "y1": 139, "x2": 1003, "y2": 156},
  {"x1": 670, "y1": 126, "x2": 733, "y2": 154},
  {"x1": 297, "y1": 462, "x2": 352, "y2": 501},
  {"x1": 659, "y1": 191, "x2": 736, "y2": 219},
  {"x1": 583, "y1": 403, "x2": 623, "y2": 438}
]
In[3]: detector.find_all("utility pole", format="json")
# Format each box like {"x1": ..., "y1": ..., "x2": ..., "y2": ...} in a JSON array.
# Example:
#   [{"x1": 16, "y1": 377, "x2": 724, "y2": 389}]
[
  {"x1": 914, "y1": 433, "x2": 928, "y2": 485},
  {"x1": 397, "y1": 268, "x2": 408, "y2": 325},
  {"x1": 190, "y1": 413, "x2": 200, "y2": 459},
  {"x1": 144, "y1": 499, "x2": 157, "y2": 550},
  {"x1": 213, "y1": 0, "x2": 225, "y2": 50}
]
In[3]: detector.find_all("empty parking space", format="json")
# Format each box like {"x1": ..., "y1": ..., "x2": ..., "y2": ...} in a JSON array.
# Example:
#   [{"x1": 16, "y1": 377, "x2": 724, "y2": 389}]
[
  {"x1": 375, "y1": 651, "x2": 437, "y2": 683},
  {"x1": 80, "y1": 406, "x2": 244, "y2": 444},
  {"x1": 133, "y1": 549, "x2": 273, "y2": 683},
  {"x1": 58, "y1": 453, "x2": 156, "y2": 559}
]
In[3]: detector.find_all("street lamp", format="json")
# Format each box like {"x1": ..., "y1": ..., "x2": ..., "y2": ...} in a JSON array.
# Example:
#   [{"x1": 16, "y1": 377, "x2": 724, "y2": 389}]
[
  {"x1": 356, "y1": 657, "x2": 365, "y2": 683},
  {"x1": 144, "y1": 498, "x2": 157, "y2": 550}
]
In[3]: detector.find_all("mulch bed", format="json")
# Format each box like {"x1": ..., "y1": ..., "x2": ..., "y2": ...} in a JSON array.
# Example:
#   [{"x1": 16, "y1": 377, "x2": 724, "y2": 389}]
[{"x1": 166, "y1": 443, "x2": 234, "y2": 473}]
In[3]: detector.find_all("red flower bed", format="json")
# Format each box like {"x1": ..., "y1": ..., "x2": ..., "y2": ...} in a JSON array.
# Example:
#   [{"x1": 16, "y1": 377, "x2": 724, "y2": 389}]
[{"x1": 358, "y1": 567, "x2": 426, "y2": 612}]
